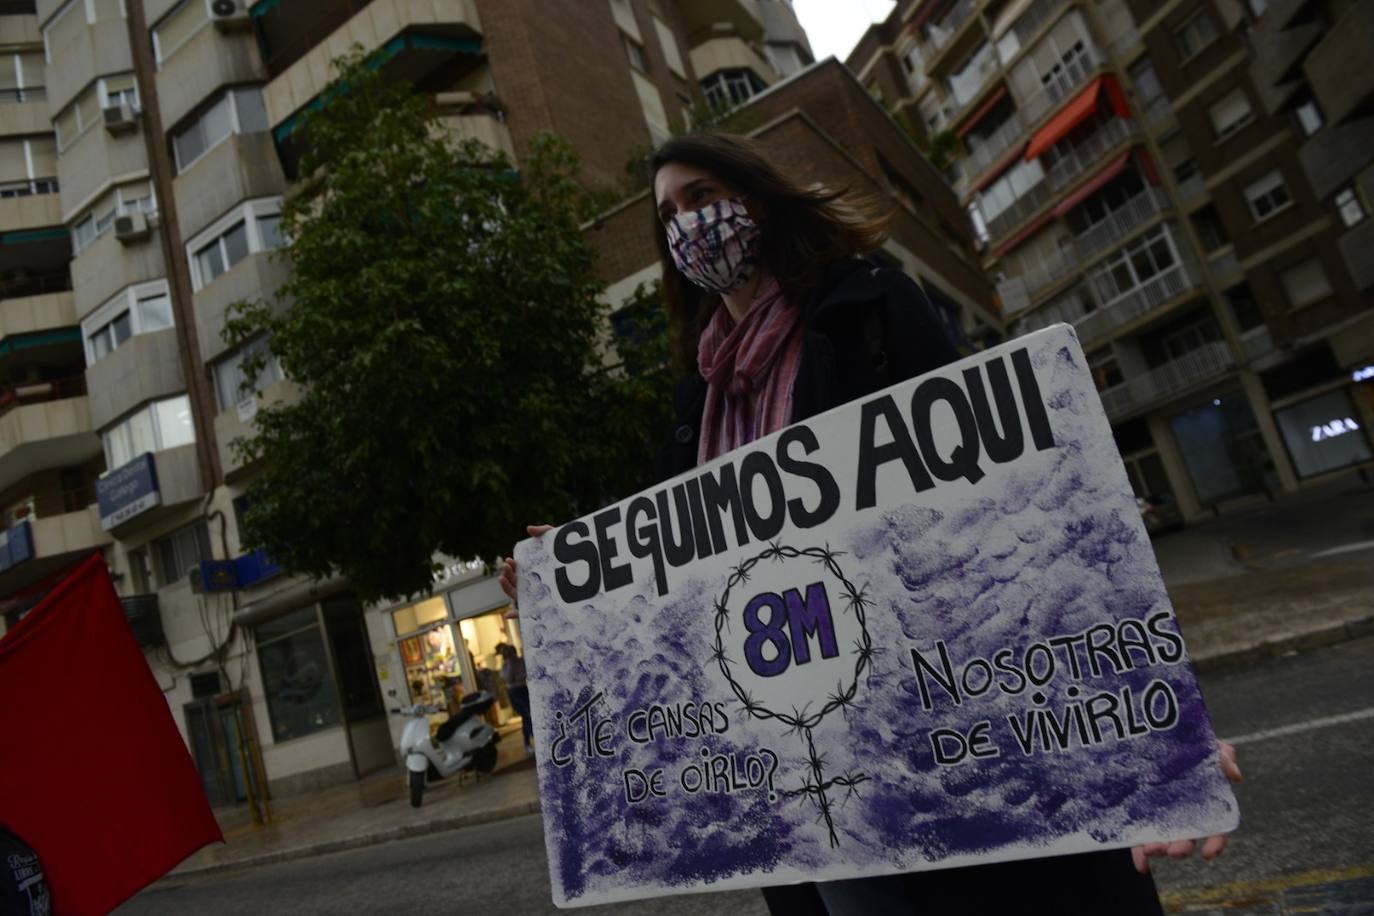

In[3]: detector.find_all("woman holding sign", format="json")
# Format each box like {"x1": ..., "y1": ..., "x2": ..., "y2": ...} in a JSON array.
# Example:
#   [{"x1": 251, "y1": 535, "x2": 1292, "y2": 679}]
[{"x1": 501, "y1": 132, "x2": 1239, "y2": 915}]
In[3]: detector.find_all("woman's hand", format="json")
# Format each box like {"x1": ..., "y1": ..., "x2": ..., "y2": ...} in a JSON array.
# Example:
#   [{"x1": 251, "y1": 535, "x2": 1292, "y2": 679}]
[
  {"x1": 500, "y1": 525, "x2": 553, "y2": 617},
  {"x1": 1131, "y1": 740, "x2": 1242, "y2": 874}
]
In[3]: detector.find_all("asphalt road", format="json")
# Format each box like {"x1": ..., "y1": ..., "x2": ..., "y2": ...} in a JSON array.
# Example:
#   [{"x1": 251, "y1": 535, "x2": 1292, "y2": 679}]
[{"x1": 121, "y1": 637, "x2": 1374, "y2": 915}]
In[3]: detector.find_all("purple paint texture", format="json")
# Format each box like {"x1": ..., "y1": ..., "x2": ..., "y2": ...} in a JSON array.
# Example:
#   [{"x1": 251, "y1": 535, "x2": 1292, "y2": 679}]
[{"x1": 519, "y1": 329, "x2": 1237, "y2": 905}]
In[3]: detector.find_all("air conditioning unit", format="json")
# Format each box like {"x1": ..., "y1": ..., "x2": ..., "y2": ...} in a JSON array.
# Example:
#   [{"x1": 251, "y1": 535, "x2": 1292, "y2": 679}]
[
  {"x1": 210, "y1": 0, "x2": 249, "y2": 29},
  {"x1": 115, "y1": 211, "x2": 150, "y2": 243},
  {"x1": 103, "y1": 102, "x2": 137, "y2": 133}
]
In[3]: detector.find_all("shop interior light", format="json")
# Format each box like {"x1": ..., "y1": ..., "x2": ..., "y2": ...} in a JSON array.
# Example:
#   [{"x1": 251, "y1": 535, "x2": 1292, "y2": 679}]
[{"x1": 1353, "y1": 365, "x2": 1374, "y2": 383}]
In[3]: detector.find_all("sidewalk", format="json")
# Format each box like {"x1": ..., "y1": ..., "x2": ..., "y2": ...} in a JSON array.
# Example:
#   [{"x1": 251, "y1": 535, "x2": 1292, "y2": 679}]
[{"x1": 168, "y1": 480, "x2": 1374, "y2": 880}]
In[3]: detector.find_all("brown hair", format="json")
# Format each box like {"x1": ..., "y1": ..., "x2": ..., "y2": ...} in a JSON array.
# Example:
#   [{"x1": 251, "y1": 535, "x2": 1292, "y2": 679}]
[{"x1": 648, "y1": 132, "x2": 890, "y2": 376}]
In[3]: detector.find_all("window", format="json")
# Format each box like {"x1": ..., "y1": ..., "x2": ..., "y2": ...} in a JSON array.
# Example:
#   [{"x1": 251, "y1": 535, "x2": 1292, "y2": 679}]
[
  {"x1": 652, "y1": 17, "x2": 685, "y2": 78},
  {"x1": 1224, "y1": 283, "x2": 1264, "y2": 331},
  {"x1": 172, "y1": 87, "x2": 268, "y2": 173},
  {"x1": 71, "y1": 183, "x2": 156, "y2": 254},
  {"x1": 1, "y1": 52, "x2": 45, "y2": 102},
  {"x1": 88, "y1": 310, "x2": 131, "y2": 362},
  {"x1": 1174, "y1": 10, "x2": 1219, "y2": 59},
  {"x1": 701, "y1": 68, "x2": 765, "y2": 109},
  {"x1": 1279, "y1": 258, "x2": 1332, "y2": 309},
  {"x1": 1173, "y1": 159, "x2": 1200, "y2": 185},
  {"x1": 213, "y1": 337, "x2": 284, "y2": 410},
  {"x1": 42, "y1": 0, "x2": 88, "y2": 64},
  {"x1": 1190, "y1": 205, "x2": 1229, "y2": 252},
  {"x1": 1208, "y1": 88, "x2": 1253, "y2": 139},
  {"x1": 1129, "y1": 59, "x2": 1163, "y2": 106},
  {"x1": 0, "y1": 138, "x2": 59, "y2": 196},
  {"x1": 1336, "y1": 187, "x2": 1366, "y2": 227},
  {"x1": 152, "y1": 0, "x2": 210, "y2": 66},
  {"x1": 1244, "y1": 170, "x2": 1291, "y2": 221},
  {"x1": 185, "y1": 198, "x2": 286, "y2": 289},
  {"x1": 624, "y1": 35, "x2": 647, "y2": 72},
  {"x1": 1294, "y1": 94, "x2": 1323, "y2": 137},
  {"x1": 53, "y1": 75, "x2": 141, "y2": 151},
  {"x1": 1247, "y1": 0, "x2": 1268, "y2": 17},
  {"x1": 1089, "y1": 226, "x2": 1179, "y2": 304},
  {"x1": 1274, "y1": 390, "x2": 1372, "y2": 479},
  {"x1": 101, "y1": 394, "x2": 196, "y2": 470},
  {"x1": 152, "y1": 521, "x2": 212, "y2": 587},
  {"x1": 256, "y1": 607, "x2": 341, "y2": 742}
]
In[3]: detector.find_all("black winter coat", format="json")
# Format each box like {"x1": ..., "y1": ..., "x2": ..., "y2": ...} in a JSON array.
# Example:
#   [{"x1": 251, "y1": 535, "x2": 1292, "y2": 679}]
[{"x1": 655, "y1": 258, "x2": 1164, "y2": 916}]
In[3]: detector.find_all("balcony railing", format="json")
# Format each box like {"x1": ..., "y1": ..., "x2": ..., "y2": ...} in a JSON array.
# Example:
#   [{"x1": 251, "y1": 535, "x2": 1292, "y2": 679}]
[
  {"x1": 259, "y1": 0, "x2": 378, "y2": 76},
  {"x1": 997, "y1": 0, "x2": 1057, "y2": 66},
  {"x1": 1207, "y1": 248, "x2": 1240, "y2": 284},
  {"x1": 1113, "y1": 24, "x2": 1142, "y2": 56},
  {"x1": 0, "y1": 87, "x2": 45, "y2": 104},
  {"x1": 1240, "y1": 326, "x2": 1276, "y2": 362},
  {"x1": 965, "y1": 109, "x2": 1026, "y2": 180},
  {"x1": 984, "y1": 178, "x2": 1053, "y2": 244},
  {"x1": 1019, "y1": 44, "x2": 1105, "y2": 129},
  {"x1": 0, "y1": 273, "x2": 72, "y2": 302},
  {"x1": 1076, "y1": 255, "x2": 1203, "y2": 344},
  {"x1": 0, "y1": 177, "x2": 59, "y2": 198},
  {"x1": 1047, "y1": 118, "x2": 1139, "y2": 192},
  {"x1": 1072, "y1": 186, "x2": 1170, "y2": 263},
  {"x1": 0, "y1": 375, "x2": 86, "y2": 420},
  {"x1": 1175, "y1": 171, "x2": 1205, "y2": 202},
  {"x1": 949, "y1": 47, "x2": 1001, "y2": 112},
  {"x1": 1021, "y1": 247, "x2": 1078, "y2": 300},
  {"x1": 1142, "y1": 94, "x2": 1172, "y2": 133},
  {"x1": 928, "y1": 0, "x2": 979, "y2": 55},
  {"x1": 1099, "y1": 340, "x2": 1233, "y2": 420}
]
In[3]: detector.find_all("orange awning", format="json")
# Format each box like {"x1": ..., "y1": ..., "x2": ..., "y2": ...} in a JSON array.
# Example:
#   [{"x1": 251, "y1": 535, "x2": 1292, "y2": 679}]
[
  {"x1": 1052, "y1": 149, "x2": 1133, "y2": 217},
  {"x1": 1024, "y1": 75, "x2": 1105, "y2": 162},
  {"x1": 957, "y1": 85, "x2": 1009, "y2": 138}
]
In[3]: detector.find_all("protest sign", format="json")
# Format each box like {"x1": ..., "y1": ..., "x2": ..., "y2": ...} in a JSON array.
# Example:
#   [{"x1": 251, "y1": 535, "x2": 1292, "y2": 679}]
[{"x1": 516, "y1": 324, "x2": 1238, "y2": 908}]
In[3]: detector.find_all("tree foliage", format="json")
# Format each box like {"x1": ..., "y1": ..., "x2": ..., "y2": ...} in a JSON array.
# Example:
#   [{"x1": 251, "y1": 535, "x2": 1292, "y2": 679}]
[{"x1": 226, "y1": 53, "x2": 673, "y2": 602}]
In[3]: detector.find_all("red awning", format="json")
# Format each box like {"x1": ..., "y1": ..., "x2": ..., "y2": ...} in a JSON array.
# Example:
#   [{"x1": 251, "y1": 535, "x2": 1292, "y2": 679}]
[
  {"x1": 1024, "y1": 75, "x2": 1105, "y2": 162},
  {"x1": 970, "y1": 141, "x2": 1028, "y2": 194},
  {"x1": 1052, "y1": 149, "x2": 1134, "y2": 217},
  {"x1": 991, "y1": 208, "x2": 1056, "y2": 261},
  {"x1": 957, "y1": 85, "x2": 1009, "y2": 138}
]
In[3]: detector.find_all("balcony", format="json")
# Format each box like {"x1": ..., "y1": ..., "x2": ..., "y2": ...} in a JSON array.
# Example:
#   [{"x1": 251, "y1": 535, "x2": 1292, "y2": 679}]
[
  {"x1": 1072, "y1": 186, "x2": 1169, "y2": 264},
  {"x1": 984, "y1": 178, "x2": 1052, "y2": 245},
  {"x1": 1240, "y1": 326, "x2": 1278, "y2": 364},
  {"x1": 1098, "y1": 340, "x2": 1233, "y2": 421},
  {"x1": 0, "y1": 508, "x2": 110, "y2": 592},
  {"x1": 1075, "y1": 255, "x2": 1204, "y2": 346},
  {"x1": 1047, "y1": 118, "x2": 1138, "y2": 192},
  {"x1": 947, "y1": 44, "x2": 1000, "y2": 119},
  {"x1": 1017, "y1": 43, "x2": 1105, "y2": 132},
  {"x1": 70, "y1": 227, "x2": 166, "y2": 321},
  {"x1": 1302, "y1": 1, "x2": 1374, "y2": 126},
  {"x1": 173, "y1": 131, "x2": 287, "y2": 241},
  {"x1": 438, "y1": 109, "x2": 515, "y2": 161},
  {"x1": 214, "y1": 378, "x2": 303, "y2": 480},
  {"x1": 676, "y1": 0, "x2": 765, "y2": 41},
  {"x1": 261, "y1": 0, "x2": 484, "y2": 132},
  {"x1": 1206, "y1": 247, "x2": 1241, "y2": 286},
  {"x1": 1141, "y1": 94, "x2": 1173, "y2": 135},
  {"x1": 85, "y1": 329, "x2": 186, "y2": 431},
  {"x1": 0, "y1": 191, "x2": 61, "y2": 234},
  {"x1": 195, "y1": 251, "x2": 291, "y2": 365},
  {"x1": 1247, "y1": 0, "x2": 1324, "y2": 113},
  {"x1": 0, "y1": 384, "x2": 101, "y2": 493},
  {"x1": 925, "y1": 0, "x2": 982, "y2": 75},
  {"x1": 1298, "y1": 114, "x2": 1374, "y2": 202},
  {"x1": 689, "y1": 33, "x2": 775, "y2": 84},
  {"x1": 156, "y1": 16, "x2": 266, "y2": 132},
  {"x1": 96, "y1": 444, "x2": 203, "y2": 534},
  {"x1": 0, "y1": 89, "x2": 50, "y2": 138},
  {"x1": 963, "y1": 109, "x2": 1025, "y2": 185}
]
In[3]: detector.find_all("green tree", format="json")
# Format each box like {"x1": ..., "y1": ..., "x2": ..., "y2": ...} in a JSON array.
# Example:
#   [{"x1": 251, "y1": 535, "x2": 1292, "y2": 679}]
[{"x1": 225, "y1": 53, "x2": 672, "y2": 602}]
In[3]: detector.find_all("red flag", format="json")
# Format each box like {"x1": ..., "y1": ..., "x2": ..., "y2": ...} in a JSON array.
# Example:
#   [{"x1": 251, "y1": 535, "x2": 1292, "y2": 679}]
[{"x1": 0, "y1": 554, "x2": 223, "y2": 914}]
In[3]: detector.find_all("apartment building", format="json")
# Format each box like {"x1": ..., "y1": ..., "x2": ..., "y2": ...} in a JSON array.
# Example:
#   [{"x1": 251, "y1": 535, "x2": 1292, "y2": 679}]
[
  {"x1": 849, "y1": 0, "x2": 1373, "y2": 527},
  {"x1": 0, "y1": 0, "x2": 995, "y2": 806}
]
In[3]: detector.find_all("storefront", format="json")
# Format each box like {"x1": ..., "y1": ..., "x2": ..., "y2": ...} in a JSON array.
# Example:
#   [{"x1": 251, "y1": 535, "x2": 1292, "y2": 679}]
[
  {"x1": 1167, "y1": 390, "x2": 1278, "y2": 506},
  {"x1": 367, "y1": 561, "x2": 523, "y2": 747},
  {"x1": 1272, "y1": 385, "x2": 1373, "y2": 480}
]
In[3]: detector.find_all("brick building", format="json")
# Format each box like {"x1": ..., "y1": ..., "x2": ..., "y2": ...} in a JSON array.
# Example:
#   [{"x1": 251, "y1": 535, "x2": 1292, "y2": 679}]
[{"x1": 848, "y1": 0, "x2": 1374, "y2": 526}]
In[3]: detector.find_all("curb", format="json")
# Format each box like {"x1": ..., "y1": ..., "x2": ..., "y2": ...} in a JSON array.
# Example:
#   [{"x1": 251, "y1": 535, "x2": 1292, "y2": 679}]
[
  {"x1": 1190, "y1": 615, "x2": 1374, "y2": 673},
  {"x1": 169, "y1": 799, "x2": 543, "y2": 881}
]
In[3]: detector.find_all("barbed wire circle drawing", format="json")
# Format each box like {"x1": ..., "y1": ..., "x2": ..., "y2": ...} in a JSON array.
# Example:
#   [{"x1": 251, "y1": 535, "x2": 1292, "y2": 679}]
[{"x1": 711, "y1": 541, "x2": 875, "y2": 847}]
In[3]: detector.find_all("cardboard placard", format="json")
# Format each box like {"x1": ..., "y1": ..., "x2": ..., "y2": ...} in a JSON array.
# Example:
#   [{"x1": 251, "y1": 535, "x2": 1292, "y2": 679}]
[{"x1": 517, "y1": 325, "x2": 1238, "y2": 908}]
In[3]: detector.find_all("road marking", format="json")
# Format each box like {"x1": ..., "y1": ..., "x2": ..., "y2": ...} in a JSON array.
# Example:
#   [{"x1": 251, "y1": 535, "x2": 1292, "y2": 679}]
[
  {"x1": 1308, "y1": 539, "x2": 1374, "y2": 558},
  {"x1": 1160, "y1": 863, "x2": 1374, "y2": 906},
  {"x1": 1222, "y1": 707, "x2": 1374, "y2": 747}
]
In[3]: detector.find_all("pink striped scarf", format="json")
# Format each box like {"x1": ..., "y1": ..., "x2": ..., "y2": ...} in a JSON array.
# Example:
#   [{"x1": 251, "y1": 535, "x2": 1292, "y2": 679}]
[{"x1": 696, "y1": 276, "x2": 804, "y2": 464}]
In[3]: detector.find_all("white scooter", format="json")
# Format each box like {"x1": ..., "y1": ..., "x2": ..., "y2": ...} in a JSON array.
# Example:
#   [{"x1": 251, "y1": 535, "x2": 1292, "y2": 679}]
[{"x1": 391, "y1": 690, "x2": 500, "y2": 808}]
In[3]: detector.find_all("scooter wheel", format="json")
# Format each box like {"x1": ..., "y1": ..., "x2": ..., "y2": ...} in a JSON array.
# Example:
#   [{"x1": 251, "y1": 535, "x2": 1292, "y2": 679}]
[
  {"x1": 474, "y1": 742, "x2": 498, "y2": 774},
  {"x1": 408, "y1": 769, "x2": 425, "y2": 808}
]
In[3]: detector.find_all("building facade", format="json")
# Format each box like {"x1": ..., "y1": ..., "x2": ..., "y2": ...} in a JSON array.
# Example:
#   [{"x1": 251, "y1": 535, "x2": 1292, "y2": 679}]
[
  {"x1": 0, "y1": 0, "x2": 997, "y2": 805},
  {"x1": 849, "y1": 0, "x2": 1374, "y2": 526}
]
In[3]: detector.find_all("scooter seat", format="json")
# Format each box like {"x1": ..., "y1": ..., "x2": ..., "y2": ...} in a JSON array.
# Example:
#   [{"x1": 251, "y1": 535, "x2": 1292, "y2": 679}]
[{"x1": 435, "y1": 695, "x2": 495, "y2": 741}]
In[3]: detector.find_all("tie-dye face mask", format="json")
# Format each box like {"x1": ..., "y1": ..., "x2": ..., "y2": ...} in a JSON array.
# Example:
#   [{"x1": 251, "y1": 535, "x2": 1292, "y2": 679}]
[{"x1": 666, "y1": 197, "x2": 761, "y2": 294}]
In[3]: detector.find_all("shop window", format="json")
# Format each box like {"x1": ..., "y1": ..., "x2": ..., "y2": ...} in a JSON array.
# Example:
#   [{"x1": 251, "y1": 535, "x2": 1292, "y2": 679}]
[
  {"x1": 1280, "y1": 258, "x2": 1333, "y2": 309},
  {"x1": 1336, "y1": 187, "x2": 1366, "y2": 228},
  {"x1": 1274, "y1": 389, "x2": 1372, "y2": 479},
  {"x1": 152, "y1": 520, "x2": 212, "y2": 587},
  {"x1": 1224, "y1": 283, "x2": 1265, "y2": 331},
  {"x1": 1244, "y1": 170, "x2": 1291, "y2": 222},
  {"x1": 1169, "y1": 394, "x2": 1270, "y2": 504},
  {"x1": 1174, "y1": 9, "x2": 1219, "y2": 60},
  {"x1": 256, "y1": 607, "x2": 342, "y2": 742},
  {"x1": 394, "y1": 597, "x2": 460, "y2": 711},
  {"x1": 1208, "y1": 88, "x2": 1253, "y2": 140}
]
